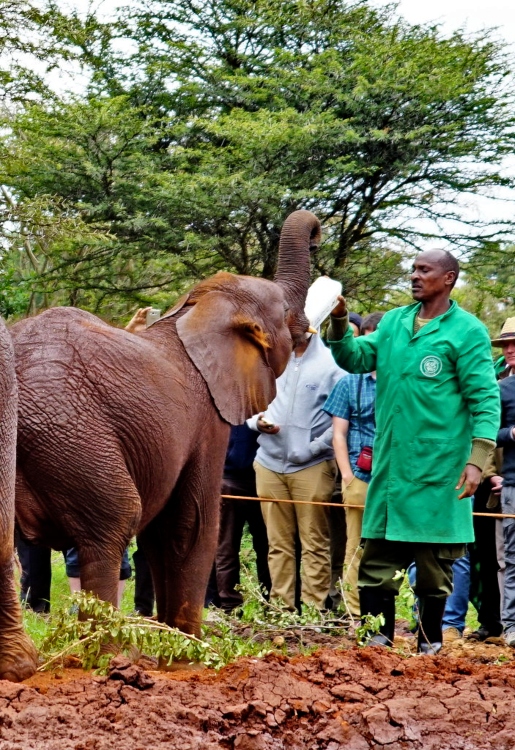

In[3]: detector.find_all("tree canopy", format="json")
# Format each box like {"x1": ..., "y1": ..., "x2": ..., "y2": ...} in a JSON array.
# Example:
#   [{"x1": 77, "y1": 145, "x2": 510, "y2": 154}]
[{"x1": 1, "y1": 0, "x2": 515, "y2": 321}]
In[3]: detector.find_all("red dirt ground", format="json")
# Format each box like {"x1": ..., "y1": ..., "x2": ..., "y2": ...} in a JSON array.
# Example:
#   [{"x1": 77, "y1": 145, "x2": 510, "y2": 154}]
[{"x1": 2, "y1": 639, "x2": 515, "y2": 749}]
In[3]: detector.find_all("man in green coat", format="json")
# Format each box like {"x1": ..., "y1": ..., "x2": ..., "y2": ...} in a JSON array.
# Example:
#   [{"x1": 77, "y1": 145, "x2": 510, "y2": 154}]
[{"x1": 328, "y1": 250, "x2": 500, "y2": 653}]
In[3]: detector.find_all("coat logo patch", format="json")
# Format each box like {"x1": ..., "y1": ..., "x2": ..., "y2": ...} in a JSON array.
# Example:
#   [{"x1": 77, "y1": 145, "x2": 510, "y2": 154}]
[{"x1": 420, "y1": 355, "x2": 443, "y2": 377}]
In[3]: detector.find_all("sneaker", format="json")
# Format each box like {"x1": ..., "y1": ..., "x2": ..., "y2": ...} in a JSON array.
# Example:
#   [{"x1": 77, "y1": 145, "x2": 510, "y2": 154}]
[
  {"x1": 505, "y1": 630, "x2": 515, "y2": 647},
  {"x1": 442, "y1": 627, "x2": 462, "y2": 643}
]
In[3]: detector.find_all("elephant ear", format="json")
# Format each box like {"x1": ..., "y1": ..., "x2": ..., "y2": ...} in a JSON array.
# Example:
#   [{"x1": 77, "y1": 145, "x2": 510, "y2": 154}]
[
  {"x1": 158, "y1": 293, "x2": 191, "y2": 320},
  {"x1": 176, "y1": 293, "x2": 277, "y2": 425}
]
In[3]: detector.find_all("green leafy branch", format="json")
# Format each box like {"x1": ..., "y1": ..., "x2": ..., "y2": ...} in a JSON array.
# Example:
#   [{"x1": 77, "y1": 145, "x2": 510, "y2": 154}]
[{"x1": 38, "y1": 591, "x2": 270, "y2": 673}]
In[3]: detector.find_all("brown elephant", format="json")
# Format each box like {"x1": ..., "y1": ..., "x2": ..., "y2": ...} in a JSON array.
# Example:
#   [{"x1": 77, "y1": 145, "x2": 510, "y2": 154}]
[
  {"x1": 0, "y1": 320, "x2": 37, "y2": 681},
  {"x1": 11, "y1": 210, "x2": 320, "y2": 638}
]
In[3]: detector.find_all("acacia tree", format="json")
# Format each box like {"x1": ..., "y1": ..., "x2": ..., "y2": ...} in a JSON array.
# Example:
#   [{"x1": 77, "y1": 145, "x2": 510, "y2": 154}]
[
  {"x1": 0, "y1": 95, "x2": 195, "y2": 317},
  {"x1": 0, "y1": 0, "x2": 75, "y2": 100},
  {"x1": 123, "y1": 1, "x2": 515, "y2": 257},
  {"x1": 3, "y1": 0, "x2": 515, "y2": 315}
]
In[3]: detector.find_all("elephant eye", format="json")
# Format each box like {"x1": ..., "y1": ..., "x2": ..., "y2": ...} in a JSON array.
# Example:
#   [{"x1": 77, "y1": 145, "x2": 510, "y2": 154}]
[{"x1": 284, "y1": 304, "x2": 290, "y2": 321}]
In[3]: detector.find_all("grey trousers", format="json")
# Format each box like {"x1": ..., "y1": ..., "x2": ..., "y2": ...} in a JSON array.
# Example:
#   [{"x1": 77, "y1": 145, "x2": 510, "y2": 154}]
[{"x1": 500, "y1": 485, "x2": 515, "y2": 632}]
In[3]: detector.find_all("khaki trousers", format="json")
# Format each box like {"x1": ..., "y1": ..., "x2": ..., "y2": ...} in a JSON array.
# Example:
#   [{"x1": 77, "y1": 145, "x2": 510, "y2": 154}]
[
  {"x1": 256, "y1": 461, "x2": 336, "y2": 610},
  {"x1": 342, "y1": 476, "x2": 369, "y2": 616},
  {"x1": 328, "y1": 480, "x2": 346, "y2": 608}
]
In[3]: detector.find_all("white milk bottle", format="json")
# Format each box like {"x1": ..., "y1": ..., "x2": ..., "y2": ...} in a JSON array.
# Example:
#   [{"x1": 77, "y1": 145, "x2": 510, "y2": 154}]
[{"x1": 304, "y1": 276, "x2": 343, "y2": 331}]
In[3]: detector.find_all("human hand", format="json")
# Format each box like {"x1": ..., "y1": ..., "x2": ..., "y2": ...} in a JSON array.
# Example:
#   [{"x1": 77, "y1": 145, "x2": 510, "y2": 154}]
[
  {"x1": 257, "y1": 414, "x2": 280, "y2": 434},
  {"x1": 490, "y1": 475, "x2": 503, "y2": 495},
  {"x1": 125, "y1": 307, "x2": 151, "y2": 333},
  {"x1": 455, "y1": 464, "x2": 482, "y2": 499},
  {"x1": 331, "y1": 295, "x2": 347, "y2": 318},
  {"x1": 341, "y1": 472, "x2": 355, "y2": 488}
]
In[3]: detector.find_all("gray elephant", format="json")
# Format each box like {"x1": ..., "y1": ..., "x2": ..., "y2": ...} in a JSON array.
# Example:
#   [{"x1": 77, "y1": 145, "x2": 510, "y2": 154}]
[
  {"x1": 0, "y1": 320, "x2": 37, "y2": 681},
  {"x1": 11, "y1": 210, "x2": 320, "y2": 638}
]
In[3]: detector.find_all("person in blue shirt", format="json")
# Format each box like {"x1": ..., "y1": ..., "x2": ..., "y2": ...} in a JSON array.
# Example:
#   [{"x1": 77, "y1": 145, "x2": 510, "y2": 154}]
[{"x1": 324, "y1": 312, "x2": 383, "y2": 617}]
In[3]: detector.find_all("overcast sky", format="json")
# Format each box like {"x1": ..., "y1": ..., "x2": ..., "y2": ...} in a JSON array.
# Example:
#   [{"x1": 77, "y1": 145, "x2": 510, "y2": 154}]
[
  {"x1": 77, "y1": 0, "x2": 515, "y2": 44},
  {"x1": 393, "y1": 0, "x2": 514, "y2": 44},
  {"x1": 376, "y1": 1, "x2": 515, "y2": 236}
]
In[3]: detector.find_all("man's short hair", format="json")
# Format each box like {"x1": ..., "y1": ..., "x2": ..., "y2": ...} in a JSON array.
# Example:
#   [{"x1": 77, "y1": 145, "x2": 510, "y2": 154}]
[
  {"x1": 436, "y1": 250, "x2": 460, "y2": 288},
  {"x1": 361, "y1": 312, "x2": 384, "y2": 334}
]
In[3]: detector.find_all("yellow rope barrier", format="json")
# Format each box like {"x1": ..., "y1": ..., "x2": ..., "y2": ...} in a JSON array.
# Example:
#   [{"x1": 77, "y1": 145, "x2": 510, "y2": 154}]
[{"x1": 221, "y1": 494, "x2": 515, "y2": 519}]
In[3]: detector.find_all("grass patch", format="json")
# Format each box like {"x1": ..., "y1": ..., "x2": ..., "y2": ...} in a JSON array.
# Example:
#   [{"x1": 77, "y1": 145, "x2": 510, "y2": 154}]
[
  {"x1": 17, "y1": 535, "x2": 481, "y2": 672},
  {"x1": 20, "y1": 540, "x2": 350, "y2": 673}
]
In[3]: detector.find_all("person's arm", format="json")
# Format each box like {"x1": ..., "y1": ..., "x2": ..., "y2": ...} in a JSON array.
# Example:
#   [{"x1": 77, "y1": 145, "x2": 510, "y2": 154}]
[
  {"x1": 246, "y1": 414, "x2": 260, "y2": 431},
  {"x1": 246, "y1": 414, "x2": 280, "y2": 434},
  {"x1": 327, "y1": 297, "x2": 380, "y2": 373},
  {"x1": 482, "y1": 448, "x2": 497, "y2": 479},
  {"x1": 332, "y1": 416, "x2": 354, "y2": 488},
  {"x1": 309, "y1": 425, "x2": 334, "y2": 457},
  {"x1": 456, "y1": 326, "x2": 501, "y2": 448},
  {"x1": 496, "y1": 386, "x2": 515, "y2": 446},
  {"x1": 125, "y1": 307, "x2": 151, "y2": 333},
  {"x1": 482, "y1": 447, "x2": 503, "y2": 501},
  {"x1": 454, "y1": 326, "x2": 501, "y2": 498}
]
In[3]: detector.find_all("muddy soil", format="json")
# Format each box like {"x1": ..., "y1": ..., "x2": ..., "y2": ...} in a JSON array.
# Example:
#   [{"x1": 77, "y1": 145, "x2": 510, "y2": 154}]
[{"x1": 2, "y1": 637, "x2": 515, "y2": 750}]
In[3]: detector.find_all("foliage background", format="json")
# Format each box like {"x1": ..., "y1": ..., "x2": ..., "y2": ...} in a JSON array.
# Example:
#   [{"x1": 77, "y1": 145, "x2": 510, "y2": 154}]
[{"x1": 0, "y1": 0, "x2": 515, "y2": 328}]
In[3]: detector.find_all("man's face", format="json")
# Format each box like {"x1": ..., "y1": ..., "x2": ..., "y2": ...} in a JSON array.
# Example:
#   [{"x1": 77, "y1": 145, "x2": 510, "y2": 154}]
[
  {"x1": 410, "y1": 252, "x2": 454, "y2": 303},
  {"x1": 502, "y1": 340, "x2": 515, "y2": 369}
]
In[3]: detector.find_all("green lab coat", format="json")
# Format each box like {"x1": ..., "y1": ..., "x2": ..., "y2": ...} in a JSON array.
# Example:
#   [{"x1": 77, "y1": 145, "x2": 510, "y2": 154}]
[{"x1": 328, "y1": 301, "x2": 500, "y2": 543}]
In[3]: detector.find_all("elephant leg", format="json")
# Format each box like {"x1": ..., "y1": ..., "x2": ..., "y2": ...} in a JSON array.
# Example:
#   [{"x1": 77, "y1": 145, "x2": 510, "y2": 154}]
[
  {"x1": 1, "y1": 498, "x2": 37, "y2": 681},
  {"x1": 77, "y1": 550, "x2": 126, "y2": 608},
  {"x1": 0, "y1": 557, "x2": 38, "y2": 682},
  {"x1": 0, "y1": 354, "x2": 38, "y2": 680},
  {"x1": 70, "y1": 472, "x2": 142, "y2": 609},
  {"x1": 160, "y1": 479, "x2": 221, "y2": 637}
]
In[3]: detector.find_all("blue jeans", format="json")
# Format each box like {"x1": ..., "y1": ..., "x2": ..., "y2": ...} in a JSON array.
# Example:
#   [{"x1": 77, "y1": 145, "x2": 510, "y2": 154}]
[
  {"x1": 408, "y1": 552, "x2": 470, "y2": 632},
  {"x1": 65, "y1": 547, "x2": 132, "y2": 580},
  {"x1": 501, "y1": 485, "x2": 515, "y2": 632}
]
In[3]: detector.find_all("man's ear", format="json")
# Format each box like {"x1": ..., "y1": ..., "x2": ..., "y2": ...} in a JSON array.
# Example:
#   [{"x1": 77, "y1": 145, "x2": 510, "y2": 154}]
[
  {"x1": 176, "y1": 292, "x2": 277, "y2": 424},
  {"x1": 445, "y1": 271, "x2": 456, "y2": 288}
]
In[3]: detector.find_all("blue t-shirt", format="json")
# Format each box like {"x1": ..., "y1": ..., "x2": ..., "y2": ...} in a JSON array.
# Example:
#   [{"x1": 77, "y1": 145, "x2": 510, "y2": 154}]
[{"x1": 324, "y1": 373, "x2": 376, "y2": 483}]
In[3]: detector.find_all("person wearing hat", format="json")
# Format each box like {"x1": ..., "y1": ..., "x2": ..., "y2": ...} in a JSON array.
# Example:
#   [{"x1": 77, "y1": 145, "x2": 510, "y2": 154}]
[
  {"x1": 491, "y1": 318, "x2": 515, "y2": 646},
  {"x1": 491, "y1": 318, "x2": 515, "y2": 372},
  {"x1": 327, "y1": 249, "x2": 500, "y2": 653}
]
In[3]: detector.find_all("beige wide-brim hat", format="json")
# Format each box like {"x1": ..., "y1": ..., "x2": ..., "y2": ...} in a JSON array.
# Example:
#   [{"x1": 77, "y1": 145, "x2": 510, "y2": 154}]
[{"x1": 492, "y1": 317, "x2": 515, "y2": 347}]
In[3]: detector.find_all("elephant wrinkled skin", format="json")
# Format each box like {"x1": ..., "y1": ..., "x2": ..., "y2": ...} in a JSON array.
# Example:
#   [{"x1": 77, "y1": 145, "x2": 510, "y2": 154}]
[
  {"x1": 0, "y1": 320, "x2": 37, "y2": 681},
  {"x1": 11, "y1": 210, "x2": 321, "y2": 639}
]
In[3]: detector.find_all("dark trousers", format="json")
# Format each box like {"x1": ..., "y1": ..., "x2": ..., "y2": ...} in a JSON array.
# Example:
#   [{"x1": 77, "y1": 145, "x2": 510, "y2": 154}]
[
  {"x1": 16, "y1": 534, "x2": 52, "y2": 614},
  {"x1": 359, "y1": 539, "x2": 465, "y2": 598},
  {"x1": 209, "y1": 470, "x2": 271, "y2": 613},
  {"x1": 133, "y1": 544, "x2": 155, "y2": 616},
  {"x1": 469, "y1": 481, "x2": 502, "y2": 634}
]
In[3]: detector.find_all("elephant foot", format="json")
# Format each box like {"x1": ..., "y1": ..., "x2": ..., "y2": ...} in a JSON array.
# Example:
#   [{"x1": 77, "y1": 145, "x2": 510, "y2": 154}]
[{"x1": 0, "y1": 632, "x2": 38, "y2": 682}]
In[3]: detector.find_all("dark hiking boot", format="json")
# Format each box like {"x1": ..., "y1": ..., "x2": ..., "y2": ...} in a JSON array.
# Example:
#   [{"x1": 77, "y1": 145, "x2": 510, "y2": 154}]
[
  {"x1": 359, "y1": 587, "x2": 396, "y2": 647},
  {"x1": 417, "y1": 596, "x2": 446, "y2": 654}
]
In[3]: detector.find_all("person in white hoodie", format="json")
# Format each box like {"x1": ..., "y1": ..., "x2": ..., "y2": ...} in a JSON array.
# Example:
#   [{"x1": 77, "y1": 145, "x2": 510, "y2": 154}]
[{"x1": 248, "y1": 333, "x2": 345, "y2": 610}]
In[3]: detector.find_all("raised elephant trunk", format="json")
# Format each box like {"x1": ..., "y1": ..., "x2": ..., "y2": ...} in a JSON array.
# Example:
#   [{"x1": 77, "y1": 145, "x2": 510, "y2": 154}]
[{"x1": 274, "y1": 209, "x2": 321, "y2": 346}]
